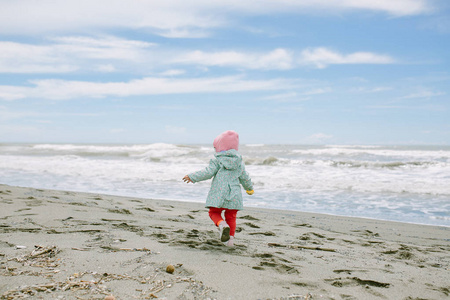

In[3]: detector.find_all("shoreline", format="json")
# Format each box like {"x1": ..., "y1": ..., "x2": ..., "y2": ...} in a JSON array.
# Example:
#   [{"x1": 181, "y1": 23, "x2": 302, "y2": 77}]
[
  {"x1": 5, "y1": 184, "x2": 449, "y2": 229},
  {"x1": 1, "y1": 184, "x2": 449, "y2": 299}
]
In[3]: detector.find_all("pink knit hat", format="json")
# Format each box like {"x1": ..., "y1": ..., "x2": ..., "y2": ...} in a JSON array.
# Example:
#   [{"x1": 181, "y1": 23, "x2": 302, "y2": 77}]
[{"x1": 213, "y1": 130, "x2": 239, "y2": 152}]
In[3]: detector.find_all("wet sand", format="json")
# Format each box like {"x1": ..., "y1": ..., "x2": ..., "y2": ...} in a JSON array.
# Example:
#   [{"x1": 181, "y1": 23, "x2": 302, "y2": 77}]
[{"x1": 0, "y1": 184, "x2": 449, "y2": 299}]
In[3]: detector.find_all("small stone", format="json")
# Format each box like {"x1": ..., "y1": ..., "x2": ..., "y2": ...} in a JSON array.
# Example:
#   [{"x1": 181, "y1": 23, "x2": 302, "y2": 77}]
[{"x1": 166, "y1": 264, "x2": 175, "y2": 274}]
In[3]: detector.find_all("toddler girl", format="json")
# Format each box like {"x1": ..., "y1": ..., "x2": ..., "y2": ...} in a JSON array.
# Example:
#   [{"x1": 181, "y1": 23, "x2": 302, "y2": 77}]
[{"x1": 183, "y1": 130, "x2": 254, "y2": 247}]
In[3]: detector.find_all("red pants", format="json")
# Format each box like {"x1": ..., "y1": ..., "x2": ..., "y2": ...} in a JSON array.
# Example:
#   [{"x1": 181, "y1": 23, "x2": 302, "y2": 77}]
[{"x1": 208, "y1": 207, "x2": 238, "y2": 237}]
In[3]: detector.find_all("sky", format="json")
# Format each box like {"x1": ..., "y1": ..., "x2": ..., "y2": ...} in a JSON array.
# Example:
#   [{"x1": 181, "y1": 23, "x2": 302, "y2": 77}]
[{"x1": 0, "y1": 0, "x2": 449, "y2": 145}]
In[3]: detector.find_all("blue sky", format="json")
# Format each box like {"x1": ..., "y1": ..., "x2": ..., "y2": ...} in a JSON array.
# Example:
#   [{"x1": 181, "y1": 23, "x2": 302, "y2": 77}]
[{"x1": 0, "y1": 0, "x2": 449, "y2": 145}]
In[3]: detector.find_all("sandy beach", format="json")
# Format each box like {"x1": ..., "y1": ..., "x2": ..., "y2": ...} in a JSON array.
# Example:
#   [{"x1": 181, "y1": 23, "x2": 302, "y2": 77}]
[{"x1": 0, "y1": 184, "x2": 449, "y2": 300}]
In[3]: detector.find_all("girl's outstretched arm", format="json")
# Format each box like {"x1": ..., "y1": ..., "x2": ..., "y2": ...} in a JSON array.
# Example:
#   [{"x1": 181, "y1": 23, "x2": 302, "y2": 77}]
[
  {"x1": 183, "y1": 175, "x2": 193, "y2": 183},
  {"x1": 187, "y1": 159, "x2": 220, "y2": 183}
]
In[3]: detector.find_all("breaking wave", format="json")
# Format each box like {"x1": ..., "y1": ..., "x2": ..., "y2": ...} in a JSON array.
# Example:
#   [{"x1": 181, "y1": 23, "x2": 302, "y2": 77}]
[{"x1": 1, "y1": 143, "x2": 449, "y2": 226}]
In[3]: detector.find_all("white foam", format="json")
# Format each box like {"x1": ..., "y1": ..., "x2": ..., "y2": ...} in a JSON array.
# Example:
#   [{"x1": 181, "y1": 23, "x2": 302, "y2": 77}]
[
  {"x1": 292, "y1": 147, "x2": 450, "y2": 160},
  {"x1": 1, "y1": 143, "x2": 449, "y2": 226}
]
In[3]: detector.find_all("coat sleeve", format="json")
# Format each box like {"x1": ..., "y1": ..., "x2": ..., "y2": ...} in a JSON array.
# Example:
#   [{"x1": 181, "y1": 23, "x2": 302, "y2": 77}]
[
  {"x1": 239, "y1": 167, "x2": 253, "y2": 191},
  {"x1": 188, "y1": 159, "x2": 220, "y2": 183}
]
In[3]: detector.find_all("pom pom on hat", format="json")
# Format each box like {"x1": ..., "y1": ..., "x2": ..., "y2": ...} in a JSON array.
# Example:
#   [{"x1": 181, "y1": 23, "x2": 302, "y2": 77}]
[{"x1": 213, "y1": 130, "x2": 239, "y2": 152}]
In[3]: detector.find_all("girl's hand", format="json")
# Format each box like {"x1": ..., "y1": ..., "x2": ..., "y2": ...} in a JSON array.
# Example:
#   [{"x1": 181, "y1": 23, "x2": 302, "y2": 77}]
[
  {"x1": 246, "y1": 190, "x2": 254, "y2": 195},
  {"x1": 183, "y1": 175, "x2": 193, "y2": 183}
]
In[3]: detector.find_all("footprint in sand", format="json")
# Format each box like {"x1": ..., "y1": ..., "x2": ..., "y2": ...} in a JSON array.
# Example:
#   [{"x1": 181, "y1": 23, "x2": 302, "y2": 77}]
[
  {"x1": 25, "y1": 199, "x2": 43, "y2": 207},
  {"x1": 351, "y1": 229, "x2": 380, "y2": 238},
  {"x1": 254, "y1": 258, "x2": 297, "y2": 274},
  {"x1": 108, "y1": 208, "x2": 132, "y2": 215},
  {"x1": 248, "y1": 231, "x2": 276, "y2": 236},
  {"x1": 178, "y1": 214, "x2": 195, "y2": 220},
  {"x1": 112, "y1": 222, "x2": 143, "y2": 233},
  {"x1": 292, "y1": 223, "x2": 312, "y2": 228},
  {"x1": 252, "y1": 252, "x2": 298, "y2": 274},
  {"x1": 326, "y1": 277, "x2": 390, "y2": 288},
  {"x1": 136, "y1": 207, "x2": 156, "y2": 212},
  {"x1": 238, "y1": 215, "x2": 260, "y2": 221},
  {"x1": 243, "y1": 222, "x2": 260, "y2": 228}
]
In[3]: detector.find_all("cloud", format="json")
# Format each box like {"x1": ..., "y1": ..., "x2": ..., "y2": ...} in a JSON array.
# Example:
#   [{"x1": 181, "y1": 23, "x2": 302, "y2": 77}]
[
  {"x1": 262, "y1": 92, "x2": 299, "y2": 101},
  {"x1": 0, "y1": 0, "x2": 433, "y2": 37},
  {"x1": 165, "y1": 125, "x2": 187, "y2": 134},
  {"x1": 0, "y1": 86, "x2": 30, "y2": 101},
  {"x1": 159, "y1": 69, "x2": 186, "y2": 76},
  {"x1": 0, "y1": 37, "x2": 154, "y2": 74},
  {"x1": 154, "y1": 28, "x2": 212, "y2": 39},
  {"x1": 158, "y1": 105, "x2": 191, "y2": 110},
  {"x1": 307, "y1": 133, "x2": 333, "y2": 143},
  {"x1": 173, "y1": 47, "x2": 395, "y2": 70},
  {"x1": 49, "y1": 36, "x2": 155, "y2": 60},
  {"x1": 367, "y1": 104, "x2": 445, "y2": 111},
  {"x1": 326, "y1": 0, "x2": 433, "y2": 16},
  {"x1": 173, "y1": 48, "x2": 293, "y2": 70},
  {"x1": 262, "y1": 93, "x2": 312, "y2": 103},
  {"x1": 0, "y1": 41, "x2": 78, "y2": 74},
  {"x1": 351, "y1": 86, "x2": 393, "y2": 93},
  {"x1": 300, "y1": 47, "x2": 395, "y2": 68},
  {"x1": 303, "y1": 88, "x2": 331, "y2": 95},
  {"x1": 421, "y1": 15, "x2": 450, "y2": 34},
  {"x1": 95, "y1": 64, "x2": 117, "y2": 73},
  {"x1": 230, "y1": 0, "x2": 433, "y2": 16},
  {"x1": 400, "y1": 90, "x2": 445, "y2": 99},
  {"x1": 261, "y1": 88, "x2": 330, "y2": 102},
  {"x1": 0, "y1": 1, "x2": 226, "y2": 37},
  {"x1": 0, "y1": 124, "x2": 41, "y2": 138},
  {"x1": 0, "y1": 106, "x2": 39, "y2": 121},
  {"x1": 110, "y1": 128, "x2": 126, "y2": 134},
  {"x1": 0, "y1": 37, "x2": 397, "y2": 74},
  {"x1": 0, "y1": 76, "x2": 298, "y2": 100},
  {"x1": 0, "y1": 106, "x2": 102, "y2": 121}
]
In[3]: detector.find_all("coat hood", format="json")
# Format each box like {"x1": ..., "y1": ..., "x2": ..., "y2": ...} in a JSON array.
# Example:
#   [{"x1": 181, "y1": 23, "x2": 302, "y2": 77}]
[{"x1": 215, "y1": 149, "x2": 242, "y2": 170}]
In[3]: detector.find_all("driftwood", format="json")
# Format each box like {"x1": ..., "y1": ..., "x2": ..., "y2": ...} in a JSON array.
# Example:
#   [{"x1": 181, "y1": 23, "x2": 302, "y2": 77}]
[
  {"x1": 99, "y1": 246, "x2": 151, "y2": 252},
  {"x1": 2, "y1": 244, "x2": 212, "y2": 299},
  {"x1": 268, "y1": 243, "x2": 336, "y2": 252}
]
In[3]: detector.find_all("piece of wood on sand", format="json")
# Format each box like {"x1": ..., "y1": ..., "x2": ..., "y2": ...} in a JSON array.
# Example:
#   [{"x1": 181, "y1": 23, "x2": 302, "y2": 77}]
[{"x1": 268, "y1": 243, "x2": 336, "y2": 252}]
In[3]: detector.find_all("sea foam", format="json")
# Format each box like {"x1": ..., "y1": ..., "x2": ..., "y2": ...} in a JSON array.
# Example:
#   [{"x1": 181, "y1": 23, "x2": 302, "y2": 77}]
[{"x1": 1, "y1": 143, "x2": 449, "y2": 226}]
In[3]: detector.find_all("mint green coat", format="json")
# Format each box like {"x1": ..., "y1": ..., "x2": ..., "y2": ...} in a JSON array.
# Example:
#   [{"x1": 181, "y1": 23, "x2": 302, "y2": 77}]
[{"x1": 189, "y1": 150, "x2": 253, "y2": 210}]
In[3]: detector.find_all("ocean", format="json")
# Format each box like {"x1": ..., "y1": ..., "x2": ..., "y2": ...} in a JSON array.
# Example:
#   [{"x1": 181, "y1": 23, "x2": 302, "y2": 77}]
[{"x1": 0, "y1": 143, "x2": 449, "y2": 227}]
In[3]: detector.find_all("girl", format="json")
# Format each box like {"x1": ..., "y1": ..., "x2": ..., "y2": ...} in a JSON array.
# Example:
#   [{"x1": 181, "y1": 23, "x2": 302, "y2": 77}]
[{"x1": 183, "y1": 130, "x2": 254, "y2": 247}]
